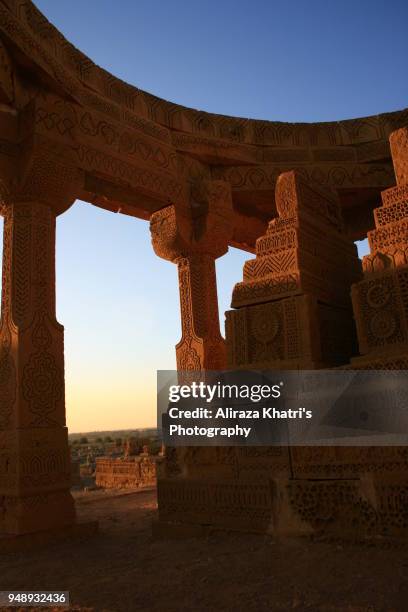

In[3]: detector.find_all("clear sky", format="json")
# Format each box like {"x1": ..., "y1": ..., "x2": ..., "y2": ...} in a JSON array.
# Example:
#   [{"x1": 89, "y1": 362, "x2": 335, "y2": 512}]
[{"x1": 1, "y1": 0, "x2": 407, "y2": 432}]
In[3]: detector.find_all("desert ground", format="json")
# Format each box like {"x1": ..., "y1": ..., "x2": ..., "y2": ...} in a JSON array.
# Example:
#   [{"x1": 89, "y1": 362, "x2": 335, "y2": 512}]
[{"x1": 0, "y1": 487, "x2": 408, "y2": 611}]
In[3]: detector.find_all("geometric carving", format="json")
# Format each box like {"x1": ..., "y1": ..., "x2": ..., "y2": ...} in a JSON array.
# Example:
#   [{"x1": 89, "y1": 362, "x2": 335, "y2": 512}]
[
  {"x1": 150, "y1": 179, "x2": 233, "y2": 370},
  {"x1": 158, "y1": 478, "x2": 275, "y2": 533},
  {"x1": 352, "y1": 128, "x2": 408, "y2": 366},
  {"x1": 188, "y1": 166, "x2": 407, "y2": 540},
  {"x1": 352, "y1": 269, "x2": 408, "y2": 354},
  {"x1": 232, "y1": 172, "x2": 361, "y2": 310},
  {"x1": 0, "y1": 0, "x2": 405, "y2": 258},
  {"x1": 227, "y1": 294, "x2": 357, "y2": 369},
  {"x1": 22, "y1": 351, "x2": 63, "y2": 426},
  {"x1": 228, "y1": 171, "x2": 360, "y2": 368},
  {"x1": 0, "y1": 196, "x2": 76, "y2": 535},
  {"x1": 287, "y1": 473, "x2": 408, "y2": 537}
]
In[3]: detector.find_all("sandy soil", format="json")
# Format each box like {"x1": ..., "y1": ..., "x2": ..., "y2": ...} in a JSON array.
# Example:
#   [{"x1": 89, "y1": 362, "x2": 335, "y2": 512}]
[{"x1": 0, "y1": 487, "x2": 408, "y2": 611}]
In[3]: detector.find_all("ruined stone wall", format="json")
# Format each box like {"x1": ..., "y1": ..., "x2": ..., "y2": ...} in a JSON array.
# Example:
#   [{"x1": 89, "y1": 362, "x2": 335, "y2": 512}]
[{"x1": 95, "y1": 456, "x2": 157, "y2": 489}]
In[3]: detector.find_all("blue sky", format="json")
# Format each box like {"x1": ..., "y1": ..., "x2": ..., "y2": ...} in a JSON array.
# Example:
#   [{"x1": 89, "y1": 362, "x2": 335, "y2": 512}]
[{"x1": 1, "y1": 0, "x2": 407, "y2": 432}]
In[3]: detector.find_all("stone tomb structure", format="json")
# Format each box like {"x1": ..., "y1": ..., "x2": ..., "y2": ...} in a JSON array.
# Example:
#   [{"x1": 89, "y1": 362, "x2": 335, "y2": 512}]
[
  {"x1": 95, "y1": 440, "x2": 159, "y2": 490},
  {"x1": 227, "y1": 170, "x2": 362, "y2": 369},
  {"x1": 0, "y1": 0, "x2": 407, "y2": 543},
  {"x1": 158, "y1": 131, "x2": 408, "y2": 538}
]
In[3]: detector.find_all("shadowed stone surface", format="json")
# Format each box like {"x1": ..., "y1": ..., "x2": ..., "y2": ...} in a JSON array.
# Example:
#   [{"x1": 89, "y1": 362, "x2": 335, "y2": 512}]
[
  {"x1": 0, "y1": 0, "x2": 408, "y2": 542},
  {"x1": 1, "y1": 488, "x2": 408, "y2": 611}
]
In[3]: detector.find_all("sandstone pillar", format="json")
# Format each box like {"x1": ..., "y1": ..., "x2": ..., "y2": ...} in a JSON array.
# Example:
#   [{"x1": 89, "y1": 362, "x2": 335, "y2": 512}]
[
  {"x1": 150, "y1": 180, "x2": 233, "y2": 370},
  {"x1": 0, "y1": 147, "x2": 82, "y2": 536}
]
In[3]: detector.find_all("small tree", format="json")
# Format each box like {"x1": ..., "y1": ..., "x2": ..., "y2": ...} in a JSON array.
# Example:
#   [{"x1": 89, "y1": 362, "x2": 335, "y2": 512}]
[
  {"x1": 104, "y1": 436, "x2": 113, "y2": 443},
  {"x1": 79, "y1": 436, "x2": 88, "y2": 445}
]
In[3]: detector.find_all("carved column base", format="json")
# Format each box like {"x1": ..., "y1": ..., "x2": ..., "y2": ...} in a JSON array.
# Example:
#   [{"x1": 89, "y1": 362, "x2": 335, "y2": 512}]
[
  {"x1": 0, "y1": 427, "x2": 76, "y2": 535},
  {"x1": 226, "y1": 294, "x2": 356, "y2": 369},
  {"x1": 1, "y1": 491, "x2": 75, "y2": 535},
  {"x1": 350, "y1": 351, "x2": 408, "y2": 369},
  {"x1": 175, "y1": 335, "x2": 226, "y2": 372}
]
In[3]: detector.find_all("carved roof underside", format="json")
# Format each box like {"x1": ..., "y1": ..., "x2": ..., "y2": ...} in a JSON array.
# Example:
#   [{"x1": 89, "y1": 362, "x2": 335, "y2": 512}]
[{"x1": 0, "y1": 0, "x2": 407, "y2": 249}]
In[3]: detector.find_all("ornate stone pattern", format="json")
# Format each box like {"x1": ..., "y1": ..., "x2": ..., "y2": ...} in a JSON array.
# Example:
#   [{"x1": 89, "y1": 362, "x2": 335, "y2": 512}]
[
  {"x1": 381, "y1": 183, "x2": 408, "y2": 207},
  {"x1": 158, "y1": 478, "x2": 274, "y2": 531},
  {"x1": 247, "y1": 302, "x2": 284, "y2": 363},
  {"x1": 170, "y1": 153, "x2": 408, "y2": 540},
  {"x1": 232, "y1": 174, "x2": 360, "y2": 310},
  {"x1": 16, "y1": 144, "x2": 82, "y2": 214},
  {"x1": 291, "y1": 447, "x2": 408, "y2": 479},
  {"x1": 368, "y1": 220, "x2": 408, "y2": 253},
  {"x1": 231, "y1": 272, "x2": 300, "y2": 308},
  {"x1": 352, "y1": 271, "x2": 407, "y2": 354},
  {"x1": 150, "y1": 179, "x2": 233, "y2": 370},
  {"x1": 375, "y1": 200, "x2": 408, "y2": 227},
  {"x1": 288, "y1": 476, "x2": 408, "y2": 537},
  {"x1": 0, "y1": 0, "x2": 405, "y2": 262},
  {"x1": 22, "y1": 350, "x2": 63, "y2": 426},
  {"x1": 351, "y1": 131, "x2": 408, "y2": 366},
  {"x1": 287, "y1": 480, "x2": 379, "y2": 536},
  {"x1": 227, "y1": 171, "x2": 360, "y2": 368},
  {"x1": 175, "y1": 255, "x2": 226, "y2": 370},
  {"x1": 33, "y1": 95, "x2": 177, "y2": 173},
  {"x1": 5, "y1": 0, "x2": 408, "y2": 153},
  {"x1": 0, "y1": 1, "x2": 404, "y2": 244},
  {"x1": 0, "y1": 146, "x2": 77, "y2": 534},
  {"x1": 0, "y1": 202, "x2": 66, "y2": 431},
  {"x1": 95, "y1": 446, "x2": 158, "y2": 489},
  {"x1": 214, "y1": 162, "x2": 394, "y2": 193}
]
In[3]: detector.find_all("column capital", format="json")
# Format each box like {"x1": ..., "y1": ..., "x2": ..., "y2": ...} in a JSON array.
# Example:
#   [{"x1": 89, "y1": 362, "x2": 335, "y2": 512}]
[
  {"x1": 150, "y1": 178, "x2": 233, "y2": 262},
  {"x1": 150, "y1": 179, "x2": 232, "y2": 371},
  {"x1": 1, "y1": 139, "x2": 83, "y2": 216}
]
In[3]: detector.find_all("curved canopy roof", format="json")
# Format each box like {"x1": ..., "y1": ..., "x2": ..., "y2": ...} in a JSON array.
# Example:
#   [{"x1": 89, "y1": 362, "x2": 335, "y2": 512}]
[{"x1": 0, "y1": 0, "x2": 407, "y2": 247}]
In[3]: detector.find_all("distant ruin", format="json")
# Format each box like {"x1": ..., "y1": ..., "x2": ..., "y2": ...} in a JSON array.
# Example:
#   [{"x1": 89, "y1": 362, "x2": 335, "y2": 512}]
[{"x1": 95, "y1": 441, "x2": 159, "y2": 489}]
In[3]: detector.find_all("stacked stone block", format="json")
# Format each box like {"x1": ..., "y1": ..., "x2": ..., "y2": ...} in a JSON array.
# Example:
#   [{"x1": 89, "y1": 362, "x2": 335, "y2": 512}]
[
  {"x1": 226, "y1": 170, "x2": 361, "y2": 369},
  {"x1": 351, "y1": 127, "x2": 408, "y2": 368}
]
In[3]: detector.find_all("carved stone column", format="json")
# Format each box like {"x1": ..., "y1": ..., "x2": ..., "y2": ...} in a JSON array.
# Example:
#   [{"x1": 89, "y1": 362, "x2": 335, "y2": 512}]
[
  {"x1": 150, "y1": 179, "x2": 233, "y2": 370},
  {"x1": 0, "y1": 146, "x2": 82, "y2": 535}
]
